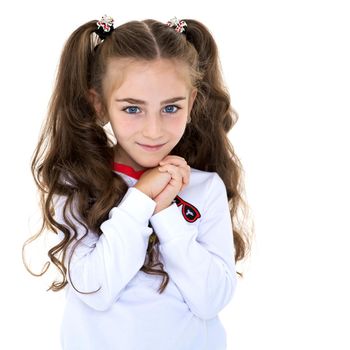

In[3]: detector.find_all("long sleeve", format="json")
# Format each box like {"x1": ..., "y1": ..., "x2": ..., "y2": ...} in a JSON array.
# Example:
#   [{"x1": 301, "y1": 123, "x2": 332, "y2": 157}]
[
  {"x1": 53, "y1": 187, "x2": 156, "y2": 311},
  {"x1": 149, "y1": 172, "x2": 237, "y2": 320}
]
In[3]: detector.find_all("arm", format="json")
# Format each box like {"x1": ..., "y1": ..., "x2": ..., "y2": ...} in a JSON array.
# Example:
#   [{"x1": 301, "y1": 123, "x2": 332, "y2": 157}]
[
  {"x1": 149, "y1": 172, "x2": 237, "y2": 320},
  {"x1": 53, "y1": 187, "x2": 156, "y2": 311}
]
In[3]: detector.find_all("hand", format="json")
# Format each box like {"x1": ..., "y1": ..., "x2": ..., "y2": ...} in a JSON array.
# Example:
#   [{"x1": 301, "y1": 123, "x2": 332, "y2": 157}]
[
  {"x1": 134, "y1": 166, "x2": 172, "y2": 199},
  {"x1": 153, "y1": 156, "x2": 191, "y2": 214}
]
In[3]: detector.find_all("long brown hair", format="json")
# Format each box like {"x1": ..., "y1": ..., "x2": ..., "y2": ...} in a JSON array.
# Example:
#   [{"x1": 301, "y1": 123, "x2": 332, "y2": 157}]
[{"x1": 23, "y1": 18, "x2": 253, "y2": 294}]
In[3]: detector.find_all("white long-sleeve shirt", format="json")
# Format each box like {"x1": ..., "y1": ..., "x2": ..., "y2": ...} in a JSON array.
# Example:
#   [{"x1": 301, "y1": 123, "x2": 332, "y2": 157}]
[{"x1": 53, "y1": 162, "x2": 237, "y2": 350}]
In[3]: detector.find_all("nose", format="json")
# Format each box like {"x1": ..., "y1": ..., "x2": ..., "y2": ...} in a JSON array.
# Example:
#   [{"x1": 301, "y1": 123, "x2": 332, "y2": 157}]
[{"x1": 142, "y1": 115, "x2": 163, "y2": 139}]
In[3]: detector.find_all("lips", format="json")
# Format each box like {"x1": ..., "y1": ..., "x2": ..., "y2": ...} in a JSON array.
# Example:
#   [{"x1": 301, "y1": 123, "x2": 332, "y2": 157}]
[
  {"x1": 137, "y1": 143, "x2": 165, "y2": 151},
  {"x1": 139, "y1": 143, "x2": 164, "y2": 147}
]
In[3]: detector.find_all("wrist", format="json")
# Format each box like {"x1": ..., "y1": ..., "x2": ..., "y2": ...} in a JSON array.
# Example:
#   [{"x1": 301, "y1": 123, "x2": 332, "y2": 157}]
[
  {"x1": 154, "y1": 199, "x2": 176, "y2": 215},
  {"x1": 133, "y1": 184, "x2": 151, "y2": 198}
]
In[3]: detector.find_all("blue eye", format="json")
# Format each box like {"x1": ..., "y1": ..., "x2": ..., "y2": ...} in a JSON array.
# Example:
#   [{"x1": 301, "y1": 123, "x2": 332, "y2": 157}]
[
  {"x1": 163, "y1": 105, "x2": 180, "y2": 113},
  {"x1": 123, "y1": 106, "x2": 140, "y2": 114}
]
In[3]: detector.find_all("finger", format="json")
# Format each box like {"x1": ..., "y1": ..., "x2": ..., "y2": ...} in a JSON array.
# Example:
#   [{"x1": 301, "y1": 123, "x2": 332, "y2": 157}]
[
  {"x1": 159, "y1": 164, "x2": 189, "y2": 193},
  {"x1": 176, "y1": 164, "x2": 190, "y2": 184},
  {"x1": 159, "y1": 161, "x2": 189, "y2": 176},
  {"x1": 159, "y1": 164, "x2": 189, "y2": 187},
  {"x1": 163, "y1": 164, "x2": 190, "y2": 183},
  {"x1": 160, "y1": 155, "x2": 185, "y2": 162},
  {"x1": 184, "y1": 165, "x2": 191, "y2": 184},
  {"x1": 158, "y1": 164, "x2": 182, "y2": 181},
  {"x1": 158, "y1": 164, "x2": 180, "y2": 174},
  {"x1": 159, "y1": 156, "x2": 187, "y2": 166},
  {"x1": 158, "y1": 167, "x2": 172, "y2": 175},
  {"x1": 180, "y1": 172, "x2": 190, "y2": 191}
]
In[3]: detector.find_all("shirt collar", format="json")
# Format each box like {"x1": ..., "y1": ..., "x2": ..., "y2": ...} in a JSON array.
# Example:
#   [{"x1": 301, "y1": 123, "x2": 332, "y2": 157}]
[{"x1": 112, "y1": 162, "x2": 146, "y2": 180}]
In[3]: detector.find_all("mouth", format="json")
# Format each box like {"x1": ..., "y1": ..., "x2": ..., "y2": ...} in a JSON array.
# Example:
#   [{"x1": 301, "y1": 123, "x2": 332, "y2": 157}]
[{"x1": 137, "y1": 143, "x2": 166, "y2": 151}]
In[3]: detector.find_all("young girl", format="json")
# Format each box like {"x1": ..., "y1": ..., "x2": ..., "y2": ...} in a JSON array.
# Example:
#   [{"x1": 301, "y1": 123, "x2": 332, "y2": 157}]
[{"x1": 23, "y1": 15, "x2": 251, "y2": 350}]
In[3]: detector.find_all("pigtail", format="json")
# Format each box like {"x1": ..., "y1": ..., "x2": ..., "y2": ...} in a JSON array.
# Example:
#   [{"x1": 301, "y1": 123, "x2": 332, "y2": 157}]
[
  {"x1": 54, "y1": 21, "x2": 97, "y2": 114},
  {"x1": 172, "y1": 19, "x2": 251, "y2": 264},
  {"x1": 45, "y1": 19, "x2": 118, "y2": 219},
  {"x1": 172, "y1": 19, "x2": 236, "y2": 171},
  {"x1": 24, "y1": 19, "x2": 128, "y2": 293},
  {"x1": 184, "y1": 20, "x2": 219, "y2": 74}
]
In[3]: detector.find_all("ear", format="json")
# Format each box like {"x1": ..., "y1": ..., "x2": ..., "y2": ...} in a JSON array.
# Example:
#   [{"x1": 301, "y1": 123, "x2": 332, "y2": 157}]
[
  {"x1": 188, "y1": 88, "x2": 198, "y2": 113},
  {"x1": 88, "y1": 88, "x2": 109, "y2": 125}
]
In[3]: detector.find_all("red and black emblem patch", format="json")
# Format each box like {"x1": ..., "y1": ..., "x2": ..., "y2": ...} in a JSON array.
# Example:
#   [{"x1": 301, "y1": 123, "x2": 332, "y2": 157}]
[{"x1": 174, "y1": 196, "x2": 201, "y2": 223}]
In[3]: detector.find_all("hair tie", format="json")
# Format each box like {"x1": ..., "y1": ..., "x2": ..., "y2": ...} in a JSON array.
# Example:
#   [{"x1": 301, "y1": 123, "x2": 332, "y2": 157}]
[
  {"x1": 95, "y1": 15, "x2": 115, "y2": 40},
  {"x1": 166, "y1": 17, "x2": 187, "y2": 34}
]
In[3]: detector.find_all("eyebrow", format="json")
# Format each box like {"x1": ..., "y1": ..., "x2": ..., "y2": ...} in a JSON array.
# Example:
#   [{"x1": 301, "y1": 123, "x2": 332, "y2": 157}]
[{"x1": 115, "y1": 96, "x2": 187, "y2": 105}]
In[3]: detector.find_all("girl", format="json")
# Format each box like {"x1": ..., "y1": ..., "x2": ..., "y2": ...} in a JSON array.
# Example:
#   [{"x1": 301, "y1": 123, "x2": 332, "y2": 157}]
[{"x1": 23, "y1": 15, "x2": 252, "y2": 350}]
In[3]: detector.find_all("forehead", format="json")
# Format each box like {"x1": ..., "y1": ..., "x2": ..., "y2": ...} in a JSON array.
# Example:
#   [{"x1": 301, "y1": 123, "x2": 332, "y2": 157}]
[{"x1": 103, "y1": 57, "x2": 192, "y2": 98}]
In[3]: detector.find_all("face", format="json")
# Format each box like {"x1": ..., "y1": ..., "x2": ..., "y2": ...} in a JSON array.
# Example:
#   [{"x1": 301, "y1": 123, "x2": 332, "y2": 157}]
[{"x1": 91, "y1": 58, "x2": 197, "y2": 171}]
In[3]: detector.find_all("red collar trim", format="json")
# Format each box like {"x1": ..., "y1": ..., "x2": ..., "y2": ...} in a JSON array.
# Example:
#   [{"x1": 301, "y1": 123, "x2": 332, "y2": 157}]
[{"x1": 112, "y1": 162, "x2": 146, "y2": 180}]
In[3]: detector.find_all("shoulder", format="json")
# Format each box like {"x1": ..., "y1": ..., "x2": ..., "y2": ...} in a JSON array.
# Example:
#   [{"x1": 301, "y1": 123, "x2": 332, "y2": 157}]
[
  {"x1": 180, "y1": 167, "x2": 226, "y2": 206},
  {"x1": 189, "y1": 167, "x2": 225, "y2": 191}
]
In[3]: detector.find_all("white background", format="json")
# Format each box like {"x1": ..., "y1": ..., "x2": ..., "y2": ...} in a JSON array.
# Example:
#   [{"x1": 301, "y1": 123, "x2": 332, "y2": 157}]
[{"x1": 1, "y1": 0, "x2": 349, "y2": 349}]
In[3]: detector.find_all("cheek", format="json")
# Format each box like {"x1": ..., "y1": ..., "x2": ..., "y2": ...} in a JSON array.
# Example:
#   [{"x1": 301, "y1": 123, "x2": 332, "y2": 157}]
[
  {"x1": 110, "y1": 118, "x2": 136, "y2": 140},
  {"x1": 165, "y1": 119, "x2": 186, "y2": 142},
  {"x1": 167, "y1": 117, "x2": 187, "y2": 137}
]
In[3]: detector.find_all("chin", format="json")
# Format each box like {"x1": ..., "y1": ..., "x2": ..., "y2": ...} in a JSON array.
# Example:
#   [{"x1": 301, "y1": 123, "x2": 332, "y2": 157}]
[
  {"x1": 138, "y1": 160, "x2": 160, "y2": 170},
  {"x1": 129, "y1": 158, "x2": 154, "y2": 170}
]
